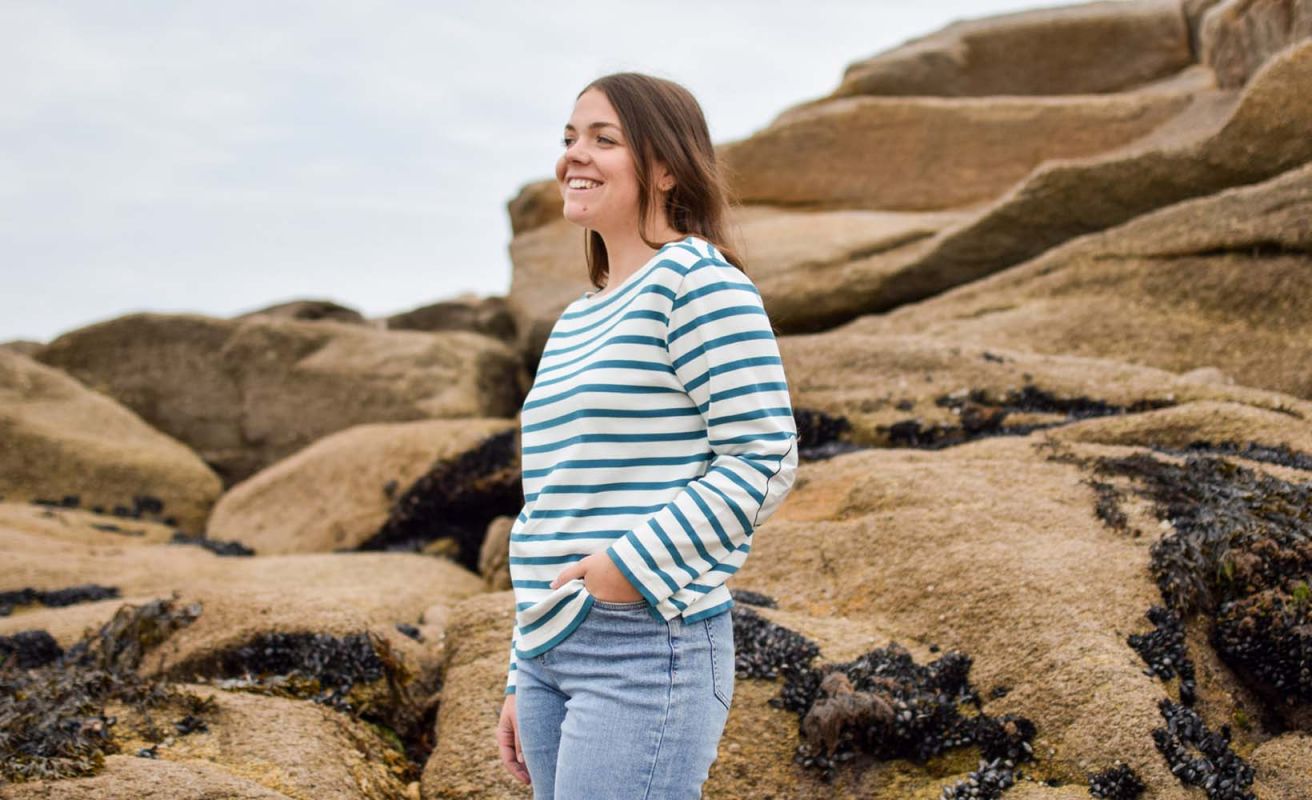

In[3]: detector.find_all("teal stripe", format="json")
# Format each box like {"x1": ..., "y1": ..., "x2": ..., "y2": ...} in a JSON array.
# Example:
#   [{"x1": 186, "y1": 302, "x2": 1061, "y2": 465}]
[
  {"x1": 681, "y1": 357, "x2": 784, "y2": 393},
  {"x1": 670, "y1": 501, "x2": 715, "y2": 566},
  {"x1": 515, "y1": 598, "x2": 595, "y2": 659},
  {"x1": 684, "y1": 599, "x2": 734, "y2": 623},
  {"x1": 535, "y1": 478, "x2": 691, "y2": 495},
  {"x1": 523, "y1": 382, "x2": 683, "y2": 411},
  {"x1": 702, "y1": 478, "x2": 754, "y2": 536},
  {"x1": 669, "y1": 304, "x2": 767, "y2": 348},
  {"x1": 523, "y1": 453, "x2": 710, "y2": 478},
  {"x1": 533, "y1": 357, "x2": 675, "y2": 390},
  {"x1": 523, "y1": 404, "x2": 701, "y2": 434},
  {"x1": 671, "y1": 328, "x2": 775, "y2": 367},
  {"x1": 619, "y1": 528, "x2": 680, "y2": 595},
  {"x1": 649, "y1": 518, "x2": 701, "y2": 583},
  {"x1": 537, "y1": 334, "x2": 666, "y2": 375},
  {"x1": 686, "y1": 483, "x2": 737, "y2": 551},
  {"x1": 533, "y1": 503, "x2": 671, "y2": 519},
  {"x1": 517, "y1": 591, "x2": 579, "y2": 637},
  {"x1": 509, "y1": 553, "x2": 584, "y2": 565},
  {"x1": 605, "y1": 543, "x2": 663, "y2": 608},
  {"x1": 708, "y1": 405, "x2": 795, "y2": 427},
  {"x1": 522, "y1": 429, "x2": 707, "y2": 455},
  {"x1": 510, "y1": 530, "x2": 625, "y2": 542}
]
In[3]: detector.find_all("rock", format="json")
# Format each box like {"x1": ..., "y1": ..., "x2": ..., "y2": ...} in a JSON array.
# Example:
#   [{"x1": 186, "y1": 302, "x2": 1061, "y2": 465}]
[
  {"x1": 1250, "y1": 732, "x2": 1312, "y2": 799},
  {"x1": 777, "y1": 331, "x2": 1310, "y2": 449},
  {"x1": 719, "y1": 72, "x2": 1200, "y2": 212},
  {"x1": 32, "y1": 313, "x2": 526, "y2": 485},
  {"x1": 852, "y1": 40, "x2": 1312, "y2": 325},
  {"x1": 0, "y1": 754, "x2": 296, "y2": 799},
  {"x1": 385, "y1": 294, "x2": 516, "y2": 344},
  {"x1": 842, "y1": 159, "x2": 1312, "y2": 400},
  {"x1": 506, "y1": 205, "x2": 970, "y2": 359},
  {"x1": 108, "y1": 684, "x2": 410, "y2": 800},
  {"x1": 1200, "y1": 0, "x2": 1312, "y2": 87},
  {"x1": 506, "y1": 179, "x2": 565, "y2": 237},
  {"x1": 0, "y1": 340, "x2": 43, "y2": 357},
  {"x1": 0, "y1": 350, "x2": 222, "y2": 532},
  {"x1": 234, "y1": 299, "x2": 368, "y2": 325},
  {"x1": 0, "y1": 504, "x2": 485, "y2": 735},
  {"x1": 206, "y1": 418, "x2": 517, "y2": 554},
  {"x1": 817, "y1": 0, "x2": 1192, "y2": 99},
  {"x1": 478, "y1": 515, "x2": 512, "y2": 591},
  {"x1": 432, "y1": 396, "x2": 1312, "y2": 796}
]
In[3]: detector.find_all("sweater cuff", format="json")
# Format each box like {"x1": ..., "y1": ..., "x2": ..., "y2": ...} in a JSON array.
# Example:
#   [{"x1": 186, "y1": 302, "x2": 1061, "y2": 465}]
[{"x1": 606, "y1": 537, "x2": 677, "y2": 617}]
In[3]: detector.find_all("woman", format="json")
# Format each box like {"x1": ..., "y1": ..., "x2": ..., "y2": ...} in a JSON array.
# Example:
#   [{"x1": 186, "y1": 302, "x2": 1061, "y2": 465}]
[{"x1": 496, "y1": 72, "x2": 799, "y2": 799}]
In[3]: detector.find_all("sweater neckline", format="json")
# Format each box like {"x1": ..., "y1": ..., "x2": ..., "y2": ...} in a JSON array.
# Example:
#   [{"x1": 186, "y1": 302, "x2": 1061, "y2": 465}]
[{"x1": 581, "y1": 236, "x2": 692, "y2": 304}]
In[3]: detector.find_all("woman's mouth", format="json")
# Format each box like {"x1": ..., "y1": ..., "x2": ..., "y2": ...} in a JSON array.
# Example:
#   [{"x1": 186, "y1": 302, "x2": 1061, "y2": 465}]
[{"x1": 567, "y1": 179, "x2": 604, "y2": 193}]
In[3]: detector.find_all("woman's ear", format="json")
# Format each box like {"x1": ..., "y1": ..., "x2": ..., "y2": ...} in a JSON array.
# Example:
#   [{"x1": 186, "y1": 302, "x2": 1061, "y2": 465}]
[{"x1": 654, "y1": 161, "x2": 675, "y2": 192}]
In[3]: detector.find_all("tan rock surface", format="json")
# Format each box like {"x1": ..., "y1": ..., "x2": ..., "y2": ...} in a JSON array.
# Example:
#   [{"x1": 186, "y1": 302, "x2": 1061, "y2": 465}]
[
  {"x1": 721, "y1": 79, "x2": 1199, "y2": 212},
  {"x1": 1200, "y1": 0, "x2": 1312, "y2": 87},
  {"x1": 207, "y1": 418, "x2": 516, "y2": 554},
  {"x1": 425, "y1": 403, "x2": 1312, "y2": 797},
  {"x1": 822, "y1": 0, "x2": 1192, "y2": 99},
  {"x1": 0, "y1": 755, "x2": 296, "y2": 799},
  {"x1": 507, "y1": 205, "x2": 970, "y2": 357},
  {"x1": 841, "y1": 159, "x2": 1312, "y2": 400},
  {"x1": 856, "y1": 40, "x2": 1312, "y2": 322},
  {"x1": 32, "y1": 313, "x2": 525, "y2": 485},
  {"x1": 779, "y1": 331, "x2": 1311, "y2": 447},
  {"x1": 0, "y1": 350, "x2": 222, "y2": 532}
]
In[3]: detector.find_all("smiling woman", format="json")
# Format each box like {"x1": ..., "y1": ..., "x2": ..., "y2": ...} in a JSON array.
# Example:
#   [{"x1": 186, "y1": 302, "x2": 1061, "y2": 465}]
[{"x1": 495, "y1": 72, "x2": 798, "y2": 800}]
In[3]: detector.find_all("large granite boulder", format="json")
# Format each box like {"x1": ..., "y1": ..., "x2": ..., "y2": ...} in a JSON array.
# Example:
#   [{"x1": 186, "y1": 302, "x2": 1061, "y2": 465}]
[
  {"x1": 206, "y1": 418, "x2": 518, "y2": 554},
  {"x1": 719, "y1": 69, "x2": 1203, "y2": 213},
  {"x1": 822, "y1": 0, "x2": 1193, "y2": 99},
  {"x1": 1200, "y1": 0, "x2": 1312, "y2": 87},
  {"x1": 0, "y1": 350, "x2": 222, "y2": 532},
  {"x1": 32, "y1": 313, "x2": 526, "y2": 485},
  {"x1": 841, "y1": 159, "x2": 1312, "y2": 401},
  {"x1": 424, "y1": 399, "x2": 1312, "y2": 798}
]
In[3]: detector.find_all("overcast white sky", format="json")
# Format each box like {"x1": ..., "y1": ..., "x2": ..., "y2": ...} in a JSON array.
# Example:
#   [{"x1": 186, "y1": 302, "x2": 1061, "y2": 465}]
[{"x1": 2, "y1": 0, "x2": 1068, "y2": 343}]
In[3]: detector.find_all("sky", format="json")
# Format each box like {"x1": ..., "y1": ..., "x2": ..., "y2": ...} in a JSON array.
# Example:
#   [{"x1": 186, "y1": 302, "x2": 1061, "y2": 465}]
[{"x1": 1, "y1": 0, "x2": 1071, "y2": 344}]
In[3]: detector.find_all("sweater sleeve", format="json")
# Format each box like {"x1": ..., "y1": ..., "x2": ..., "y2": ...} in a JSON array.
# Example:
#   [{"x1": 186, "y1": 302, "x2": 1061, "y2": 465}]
[
  {"x1": 505, "y1": 622, "x2": 518, "y2": 695},
  {"x1": 604, "y1": 258, "x2": 798, "y2": 616}
]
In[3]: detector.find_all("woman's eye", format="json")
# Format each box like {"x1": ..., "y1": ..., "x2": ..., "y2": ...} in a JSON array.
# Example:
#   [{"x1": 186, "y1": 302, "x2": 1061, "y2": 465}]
[
  {"x1": 560, "y1": 136, "x2": 573, "y2": 147},
  {"x1": 598, "y1": 136, "x2": 615, "y2": 145}
]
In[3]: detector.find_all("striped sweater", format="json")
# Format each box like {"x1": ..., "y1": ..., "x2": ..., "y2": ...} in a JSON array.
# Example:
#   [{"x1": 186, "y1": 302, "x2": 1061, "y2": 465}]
[{"x1": 505, "y1": 234, "x2": 799, "y2": 695}]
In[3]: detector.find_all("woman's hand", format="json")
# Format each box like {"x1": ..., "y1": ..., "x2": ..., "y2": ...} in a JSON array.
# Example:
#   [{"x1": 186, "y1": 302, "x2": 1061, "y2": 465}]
[
  {"x1": 550, "y1": 552, "x2": 644, "y2": 603},
  {"x1": 497, "y1": 695, "x2": 531, "y2": 785}
]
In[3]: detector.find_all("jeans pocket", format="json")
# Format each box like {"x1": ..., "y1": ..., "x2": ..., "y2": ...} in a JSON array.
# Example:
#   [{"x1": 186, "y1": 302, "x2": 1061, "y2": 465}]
[{"x1": 704, "y1": 615, "x2": 733, "y2": 711}]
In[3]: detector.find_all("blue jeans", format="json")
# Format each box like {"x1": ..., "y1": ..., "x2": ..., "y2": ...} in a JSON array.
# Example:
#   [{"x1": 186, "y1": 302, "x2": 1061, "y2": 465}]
[{"x1": 514, "y1": 598, "x2": 735, "y2": 800}]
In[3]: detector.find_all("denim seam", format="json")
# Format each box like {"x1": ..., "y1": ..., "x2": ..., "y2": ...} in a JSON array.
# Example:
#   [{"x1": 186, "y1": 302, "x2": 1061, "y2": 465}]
[
  {"x1": 639, "y1": 621, "x2": 678, "y2": 800},
  {"x1": 705, "y1": 619, "x2": 731, "y2": 711}
]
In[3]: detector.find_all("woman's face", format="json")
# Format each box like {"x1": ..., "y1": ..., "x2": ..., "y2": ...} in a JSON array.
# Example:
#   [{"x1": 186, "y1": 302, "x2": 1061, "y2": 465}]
[{"x1": 556, "y1": 87, "x2": 646, "y2": 236}]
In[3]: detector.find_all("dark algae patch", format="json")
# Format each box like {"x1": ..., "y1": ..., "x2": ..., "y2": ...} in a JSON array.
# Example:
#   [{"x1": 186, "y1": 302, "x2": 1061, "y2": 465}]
[
  {"x1": 0, "y1": 584, "x2": 121, "y2": 616},
  {"x1": 163, "y1": 628, "x2": 432, "y2": 773},
  {"x1": 31, "y1": 493, "x2": 180, "y2": 529},
  {"x1": 1087, "y1": 762, "x2": 1146, "y2": 799},
  {"x1": 731, "y1": 607, "x2": 1037, "y2": 796},
  {"x1": 0, "y1": 594, "x2": 212, "y2": 782},
  {"x1": 1128, "y1": 605, "x2": 1197, "y2": 706},
  {"x1": 1152, "y1": 699, "x2": 1256, "y2": 800},
  {"x1": 795, "y1": 407, "x2": 863, "y2": 461},
  {"x1": 1040, "y1": 436, "x2": 1312, "y2": 797},
  {"x1": 886, "y1": 383, "x2": 1176, "y2": 450},
  {"x1": 168, "y1": 530, "x2": 255, "y2": 556},
  {"x1": 180, "y1": 631, "x2": 388, "y2": 711},
  {"x1": 364, "y1": 429, "x2": 522, "y2": 571}
]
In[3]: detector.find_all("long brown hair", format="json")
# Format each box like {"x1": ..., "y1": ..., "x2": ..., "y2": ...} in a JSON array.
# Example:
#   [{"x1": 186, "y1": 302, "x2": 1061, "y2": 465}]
[{"x1": 573, "y1": 72, "x2": 746, "y2": 290}]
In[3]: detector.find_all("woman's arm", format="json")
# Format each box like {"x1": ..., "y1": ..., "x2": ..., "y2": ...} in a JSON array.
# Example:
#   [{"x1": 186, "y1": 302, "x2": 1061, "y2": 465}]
[{"x1": 604, "y1": 258, "x2": 798, "y2": 613}]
